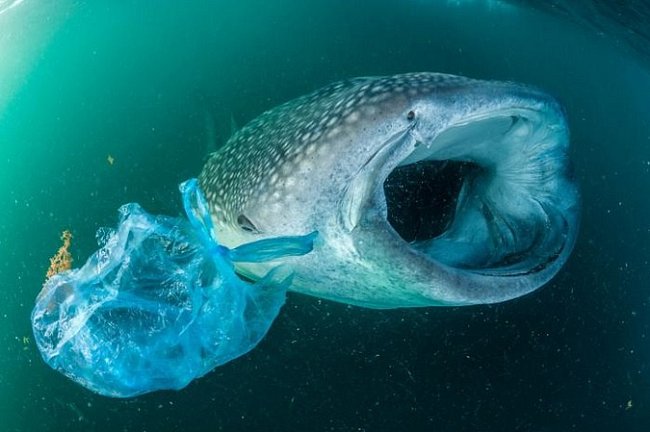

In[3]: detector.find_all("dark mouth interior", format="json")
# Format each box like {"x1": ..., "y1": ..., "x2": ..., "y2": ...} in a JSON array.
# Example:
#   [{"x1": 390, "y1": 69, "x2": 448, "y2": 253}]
[{"x1": 383, "y1": 160, "x2": 479, "y2": 243}]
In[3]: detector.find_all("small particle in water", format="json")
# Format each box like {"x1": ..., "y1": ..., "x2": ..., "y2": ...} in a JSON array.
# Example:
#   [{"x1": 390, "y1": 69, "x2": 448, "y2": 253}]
[{"x1": 107, "y1": 154, "x2": 115, "y2": 165}]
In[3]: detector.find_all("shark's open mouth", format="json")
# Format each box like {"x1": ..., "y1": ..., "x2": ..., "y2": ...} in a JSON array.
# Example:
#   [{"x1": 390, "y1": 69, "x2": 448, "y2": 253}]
[{"x1": 381, "y1": 107, "x2": 578, "y2": 277}]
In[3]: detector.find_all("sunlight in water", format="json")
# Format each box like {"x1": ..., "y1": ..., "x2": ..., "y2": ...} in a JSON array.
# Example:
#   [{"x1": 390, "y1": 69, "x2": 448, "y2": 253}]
[
  {"x1": 0, "y1": 0, "x2": 70, "y2": 116},
  {"x1": 0, "y1": 0, "x2": 26, "y2": 16}
]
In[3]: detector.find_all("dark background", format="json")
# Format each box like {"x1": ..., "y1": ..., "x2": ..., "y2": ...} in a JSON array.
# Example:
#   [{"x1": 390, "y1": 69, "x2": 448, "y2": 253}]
[{"x1": 1, "y1": 0, "x2": 649, "y2": 431}]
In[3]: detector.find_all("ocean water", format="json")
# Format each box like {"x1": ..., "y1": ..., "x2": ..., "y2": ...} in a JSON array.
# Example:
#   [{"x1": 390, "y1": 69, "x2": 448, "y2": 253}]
[{"x1": 1, "y1": 1, "x2": 649, "y2": 431}]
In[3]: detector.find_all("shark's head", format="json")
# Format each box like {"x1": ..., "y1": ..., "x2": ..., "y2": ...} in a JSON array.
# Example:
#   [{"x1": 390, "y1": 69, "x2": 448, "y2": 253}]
[{"x1": 199, "y1": 73, "x2": 579, "y2": 308}]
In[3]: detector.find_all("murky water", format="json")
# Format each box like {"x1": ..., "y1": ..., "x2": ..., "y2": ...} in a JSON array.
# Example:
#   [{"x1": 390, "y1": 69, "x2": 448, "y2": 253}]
[{"x1": 1, "y1": 1, "x2": 649, "y2": 431}]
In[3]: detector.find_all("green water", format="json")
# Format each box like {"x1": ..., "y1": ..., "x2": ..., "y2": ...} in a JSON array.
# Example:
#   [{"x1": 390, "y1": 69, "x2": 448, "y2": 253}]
[{"x1": 1, "y1": 1, "x2": 650, "y2": 431}]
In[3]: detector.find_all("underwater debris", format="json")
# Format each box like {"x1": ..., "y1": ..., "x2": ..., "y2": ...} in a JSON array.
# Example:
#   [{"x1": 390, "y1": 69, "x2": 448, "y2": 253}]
[{"x1": 45, "y1": 230, "x2": 73, "y2": 281}]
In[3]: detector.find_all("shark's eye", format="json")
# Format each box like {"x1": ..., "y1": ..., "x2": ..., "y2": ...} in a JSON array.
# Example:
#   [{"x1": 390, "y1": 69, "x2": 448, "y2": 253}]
[
  {"x1": 407, "y1": 110, "x2": 415, "y2": 121},
  {"x1": 237, "y1": 214, "x2": 258, "y2": 233}
]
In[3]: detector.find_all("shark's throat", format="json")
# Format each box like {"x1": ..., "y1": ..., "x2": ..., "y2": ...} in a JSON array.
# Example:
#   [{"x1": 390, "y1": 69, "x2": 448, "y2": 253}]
[{"x1": 384, "y1": 159, "x2": 478, "y2": 243}]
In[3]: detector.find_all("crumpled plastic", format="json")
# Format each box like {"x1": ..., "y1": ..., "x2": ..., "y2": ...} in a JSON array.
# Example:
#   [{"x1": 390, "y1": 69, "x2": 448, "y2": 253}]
[{"x1": 31, "y1": 179, "x2": 316, "y2": 398}]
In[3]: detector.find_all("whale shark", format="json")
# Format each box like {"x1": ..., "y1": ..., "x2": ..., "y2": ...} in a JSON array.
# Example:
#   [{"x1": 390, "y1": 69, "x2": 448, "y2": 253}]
[{"x1": 199, "y1": 72, "x2": 579, "y2": 308}]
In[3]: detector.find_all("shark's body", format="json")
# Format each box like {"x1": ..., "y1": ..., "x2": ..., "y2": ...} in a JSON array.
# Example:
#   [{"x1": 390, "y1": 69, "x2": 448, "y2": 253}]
[{"x1": 199, "y1": 72, "x2": 579, "y2": 308}]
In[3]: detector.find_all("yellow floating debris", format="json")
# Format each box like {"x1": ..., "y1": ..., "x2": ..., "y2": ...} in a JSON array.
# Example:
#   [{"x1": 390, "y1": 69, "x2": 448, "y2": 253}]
[{"x1": 45, "y1": 230, "x2": 73, "y2": 281}]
